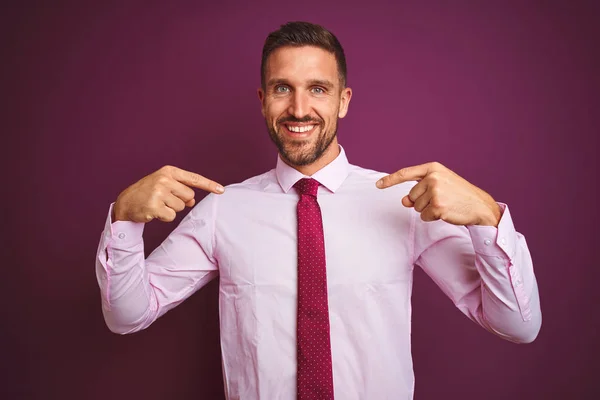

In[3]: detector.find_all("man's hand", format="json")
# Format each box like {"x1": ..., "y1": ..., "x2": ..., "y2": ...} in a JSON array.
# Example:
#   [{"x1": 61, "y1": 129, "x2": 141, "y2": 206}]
[
  {"x1": 376, "y1": 162, "x2": 501, "y2": 227},
  {"x1": 113, "y1": 165, "x2": 225, "y2": 223}
]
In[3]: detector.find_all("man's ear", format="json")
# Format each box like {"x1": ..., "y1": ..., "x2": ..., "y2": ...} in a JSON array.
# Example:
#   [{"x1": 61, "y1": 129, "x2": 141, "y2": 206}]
[
  {"x1": 338, "y1": 87, "x2": 352, "y2": 118},
  {"x1": 258, "y1": 88, "x2": 266, "y2": 117}
]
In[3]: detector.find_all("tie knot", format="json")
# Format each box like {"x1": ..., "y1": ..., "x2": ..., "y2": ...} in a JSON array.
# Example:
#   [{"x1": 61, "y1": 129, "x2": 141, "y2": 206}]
[{"x1": 294, "y1": 178, "x2": 319, "y2": 197}]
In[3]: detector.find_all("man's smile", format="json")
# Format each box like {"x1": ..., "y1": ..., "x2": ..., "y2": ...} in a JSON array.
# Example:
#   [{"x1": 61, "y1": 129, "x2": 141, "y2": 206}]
[{"x1": 282, "y1": 123, "x2": 318, "y2": 138}]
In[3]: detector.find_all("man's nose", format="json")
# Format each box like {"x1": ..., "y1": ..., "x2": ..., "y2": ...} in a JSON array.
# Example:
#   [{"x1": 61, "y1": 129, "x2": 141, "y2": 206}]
[{"x1": 288, "y1": 91, "x2": 309, "y2": 119}]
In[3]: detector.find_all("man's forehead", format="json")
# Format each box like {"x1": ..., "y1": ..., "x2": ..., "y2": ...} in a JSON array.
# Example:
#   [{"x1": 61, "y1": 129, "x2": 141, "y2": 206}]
[{"x1": 265, "y1": 46, "x2": 338, "y2": 79}]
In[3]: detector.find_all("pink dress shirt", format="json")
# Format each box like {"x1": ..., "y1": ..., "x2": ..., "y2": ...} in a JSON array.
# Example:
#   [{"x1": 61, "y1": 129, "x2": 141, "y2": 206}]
[{"x1": 96, "y1": 145, "x2": 541, "y2": 399}]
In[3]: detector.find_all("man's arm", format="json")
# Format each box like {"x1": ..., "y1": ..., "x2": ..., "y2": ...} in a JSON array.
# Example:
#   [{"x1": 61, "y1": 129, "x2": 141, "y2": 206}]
[
  {"x1": 412, "y1": 203, "x2": 541, "y2": 343},
  {"x1": 95, "y1": 166, "x2": 224, "y2": 334},
  {"x1": 96, "y1": 196, "x2": 219, "y2": 334},
  {"x1": 377, "y1": 161, "x2": 541, "y2": 342}
]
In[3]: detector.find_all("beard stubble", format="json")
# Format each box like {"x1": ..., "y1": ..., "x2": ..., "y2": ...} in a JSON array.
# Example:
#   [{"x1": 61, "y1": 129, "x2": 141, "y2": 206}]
[{"x1": 266, "y1": 116, "x2": 338, "y2": 167}]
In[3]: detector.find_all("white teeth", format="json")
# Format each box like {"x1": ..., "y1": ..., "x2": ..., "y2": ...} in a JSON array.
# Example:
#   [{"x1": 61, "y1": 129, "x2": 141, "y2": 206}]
[{"x1": 287, "y1": 125, "x2": 315, "y2": 133}]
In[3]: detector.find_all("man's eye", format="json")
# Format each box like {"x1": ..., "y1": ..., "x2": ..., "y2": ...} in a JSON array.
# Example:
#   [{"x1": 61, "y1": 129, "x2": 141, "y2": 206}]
[
  {"x1": 311, "y1": 87, "x2": 325, "y2": 94},
  {"x1": 275, "y1": 86, "x2": 289, "y2": 93}
]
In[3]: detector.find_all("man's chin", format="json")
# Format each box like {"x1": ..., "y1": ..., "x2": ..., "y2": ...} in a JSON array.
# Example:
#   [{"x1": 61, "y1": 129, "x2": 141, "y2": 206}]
[
  {"x1": 280, "y1": 148, "x2": 316, "y2": 167},
  {"x1": 278, "y1": 136, "x2": 313, "y2": 153}
]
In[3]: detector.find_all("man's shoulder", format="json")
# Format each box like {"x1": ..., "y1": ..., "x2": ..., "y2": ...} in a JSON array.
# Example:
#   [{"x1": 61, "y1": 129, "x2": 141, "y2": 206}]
[
  {"x1": 219, "y1": 169, "x2": 278, "y2": 194},
  {"x1": 347, "y1": 163, "x2": 415, "y2": 187},
  {"x1": 188, "y1": 169, "x2": 276, "y2": 217},
  {"x1": 347, "y1": 163, "x2": 388, "y2": 181}
]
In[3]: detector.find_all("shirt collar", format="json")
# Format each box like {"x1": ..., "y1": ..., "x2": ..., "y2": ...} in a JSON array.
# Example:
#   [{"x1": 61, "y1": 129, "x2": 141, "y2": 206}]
[{"x1": 275, "y1": 144, "x2": 350, "y2": 194}]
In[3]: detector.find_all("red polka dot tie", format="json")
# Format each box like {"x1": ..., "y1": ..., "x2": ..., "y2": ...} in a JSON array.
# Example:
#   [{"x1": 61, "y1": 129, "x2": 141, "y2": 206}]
[{"x1": 294, "y1": 178, "x2": 334, "y2": 400}]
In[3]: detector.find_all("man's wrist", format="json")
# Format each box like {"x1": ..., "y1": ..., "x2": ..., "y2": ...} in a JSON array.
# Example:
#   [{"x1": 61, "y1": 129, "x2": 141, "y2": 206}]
[
  {"x1": 477, "y1": 202, "x2": 502, "y2": 227},
  {"x1": 112, "y1": 201, "x2": 125, "y2": 222}
]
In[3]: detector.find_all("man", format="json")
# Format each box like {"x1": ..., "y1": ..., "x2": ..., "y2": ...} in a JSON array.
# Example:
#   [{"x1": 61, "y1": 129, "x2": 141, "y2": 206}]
[{"x1": 96, "y1": 21, "x2": 541, "y2": 400}]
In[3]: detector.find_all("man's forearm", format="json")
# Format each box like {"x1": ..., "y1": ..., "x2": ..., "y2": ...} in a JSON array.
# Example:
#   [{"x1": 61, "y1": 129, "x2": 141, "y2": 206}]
[
  {"x1": 466, "y1": 206, "x2": 542, "y2": 343},
  {"x1": 96, "y1": 203, "x2": 157, "y2": 334}
]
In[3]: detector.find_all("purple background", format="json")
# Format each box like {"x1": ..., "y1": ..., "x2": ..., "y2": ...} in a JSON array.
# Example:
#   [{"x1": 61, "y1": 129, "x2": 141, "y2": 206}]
[{"x1": 2, "y1": 1, "x2": 598, "y2": 399}]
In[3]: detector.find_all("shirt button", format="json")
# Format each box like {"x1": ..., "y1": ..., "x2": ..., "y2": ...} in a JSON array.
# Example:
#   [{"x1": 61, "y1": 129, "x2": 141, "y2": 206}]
[
  {"x1": 515, "y1": 279, "x2": 522, "y2": 286},
  {"x1": 501, "y1": 238, "x2": 507, "y2": 245},
  {"x1": 118, "y1": 232, "x2": 126, "y2": 239},
  {"x1": 484, "y1": 239, "x2": 492, "y2": 246}
]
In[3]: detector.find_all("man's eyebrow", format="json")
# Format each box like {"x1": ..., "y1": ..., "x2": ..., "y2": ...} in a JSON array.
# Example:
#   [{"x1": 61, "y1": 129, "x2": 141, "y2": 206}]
[
  {"x1": 307, "y1": 79, "x2": 334, "y2": 88},
  {"x1": 266, "y1": 78, "x2": 289, "y2": 87},
  {"x1": 265, "y1": 78, "x2": 336, "y2": 88}
]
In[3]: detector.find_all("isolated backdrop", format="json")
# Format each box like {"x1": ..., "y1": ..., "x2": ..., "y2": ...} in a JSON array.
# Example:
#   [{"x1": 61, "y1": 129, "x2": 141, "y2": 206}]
[{"x1": 1, "y1": 1, "x2": 598, "y2": 399}]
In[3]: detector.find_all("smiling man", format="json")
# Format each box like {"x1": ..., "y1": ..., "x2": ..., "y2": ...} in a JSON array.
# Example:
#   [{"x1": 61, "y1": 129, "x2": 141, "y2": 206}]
[
  {"x1": 96, "y1": 21, "x2": 541, "y2": 400},
  {"x1": 259, "y1": 43, "x2": 351, "y2": 174}
]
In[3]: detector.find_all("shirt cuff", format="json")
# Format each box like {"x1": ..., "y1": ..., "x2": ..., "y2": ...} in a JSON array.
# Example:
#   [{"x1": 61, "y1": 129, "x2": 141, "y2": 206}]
[
  {"x1": 466, "y1": 203, "x2": 516, "y2": 260},
  {"x1": 105, "y1": 202, "x2": 145, "y2": 246}
]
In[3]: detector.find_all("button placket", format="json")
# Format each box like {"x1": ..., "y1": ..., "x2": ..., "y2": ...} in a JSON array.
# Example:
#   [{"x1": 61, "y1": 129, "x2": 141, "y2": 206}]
[{"x1": 508, "y1": 263, "x2": 531, "y2": 321}]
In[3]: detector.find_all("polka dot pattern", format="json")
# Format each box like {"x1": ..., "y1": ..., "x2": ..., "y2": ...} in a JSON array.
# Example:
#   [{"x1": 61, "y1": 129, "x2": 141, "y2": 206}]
[{"x1": 294, "y1": 178, "x2": 334, "y2": 400}]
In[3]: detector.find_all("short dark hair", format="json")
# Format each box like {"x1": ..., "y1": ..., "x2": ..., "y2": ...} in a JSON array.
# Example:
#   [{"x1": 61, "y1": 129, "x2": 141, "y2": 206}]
[{"x1": 261, "y1": 21, "x2": 347, "y2": 89}]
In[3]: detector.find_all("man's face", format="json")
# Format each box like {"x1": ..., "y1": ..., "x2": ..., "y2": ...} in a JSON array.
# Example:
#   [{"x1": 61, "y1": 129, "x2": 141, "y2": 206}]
[{"x1": 258, "y1": 46, "x2": 352, "y2": 166}]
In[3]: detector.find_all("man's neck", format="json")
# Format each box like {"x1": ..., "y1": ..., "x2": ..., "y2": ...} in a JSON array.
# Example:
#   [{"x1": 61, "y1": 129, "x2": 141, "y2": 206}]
[{"x1": 283, "y1": 139, "x2": 340, "y2": 176}]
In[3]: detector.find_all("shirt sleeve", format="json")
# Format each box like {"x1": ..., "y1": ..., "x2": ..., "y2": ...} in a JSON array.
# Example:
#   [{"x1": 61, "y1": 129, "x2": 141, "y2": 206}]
[
  {"x1": 95, "y1": 194, "x2": 219, "y2": 334},
  {"x1": 412, "y1": 203, "x2": 542, "y2": 343}
]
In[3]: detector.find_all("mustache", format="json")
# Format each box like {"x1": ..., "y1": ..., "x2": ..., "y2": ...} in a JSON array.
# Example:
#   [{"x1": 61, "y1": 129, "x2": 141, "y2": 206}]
[{"x1": 277, "y1": 116, "x2": 323, "y2": 125}]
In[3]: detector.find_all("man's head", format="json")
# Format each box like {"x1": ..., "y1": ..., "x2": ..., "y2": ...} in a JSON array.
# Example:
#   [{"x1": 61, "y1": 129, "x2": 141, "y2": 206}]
[{"x1": 258, "y1": 22, "x2": 352, "y2": 169}]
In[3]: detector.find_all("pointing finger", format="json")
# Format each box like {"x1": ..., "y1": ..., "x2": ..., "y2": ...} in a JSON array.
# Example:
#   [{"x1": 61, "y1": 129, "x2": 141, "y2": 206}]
[
  {"x1": 169, "y1": 166, "x2": 225, "y2": 194},
  {"x1": 376, "y1": 163, "x2": 435, "y2": 189}
]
